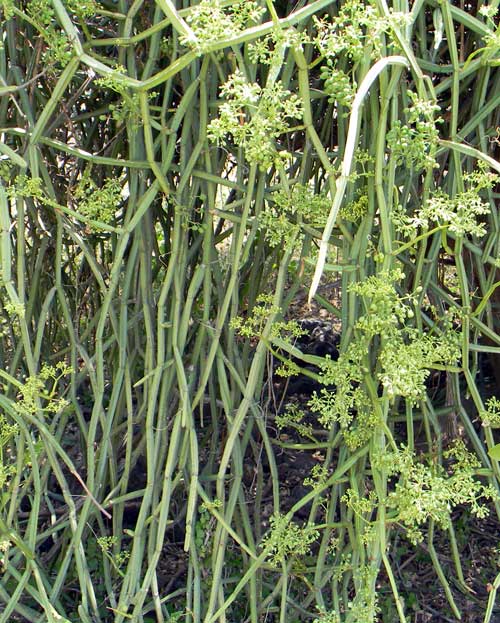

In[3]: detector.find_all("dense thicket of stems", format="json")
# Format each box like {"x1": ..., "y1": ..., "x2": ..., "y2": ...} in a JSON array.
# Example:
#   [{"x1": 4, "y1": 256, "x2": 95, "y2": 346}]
[{"x1": 0, "y1": 1, "x2": 499, "y2": 622}]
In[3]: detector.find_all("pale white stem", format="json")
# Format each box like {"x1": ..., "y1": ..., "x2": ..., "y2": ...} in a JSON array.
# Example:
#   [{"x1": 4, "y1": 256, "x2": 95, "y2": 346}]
[
  {"x1": 156, "y1": 0, "x2": 198, "y2": 44},
  {"x1": 308, "y1": 55, "x2": 409, "y2": 303}
]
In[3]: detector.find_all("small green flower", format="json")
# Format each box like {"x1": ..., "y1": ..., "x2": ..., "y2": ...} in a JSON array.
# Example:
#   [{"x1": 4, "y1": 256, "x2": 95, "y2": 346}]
[
  {"x1": 259, "y1": 184, "x2": 331, "y2": 249},
  {"x1": 65, "y1": 0, "x2": 101, "y2": 19},
  {"x1": 262, "y1": 513, "x2": 319, "y2": 567},
  {"x1": 15, "y1": 363, "x2": 72, "y2": 417},
  {"x1": 320, "y1": 66, "x2": 356, "y2": 107},
  {"x1": 378, "y1": 442, "x2": 497, "y2": 544},
  {"x1": 275, "y1": 359, "x2": 301, "y2": 378},
  {"x1": 74, "y1": 172, "x2": 122, "y2": 229},
  {"x1": 387, "y1": 91, "x2": 442, "y2": 170},
  {"x1": 207, "y1": 71, "x2": 303, "y2": 169},
  {"x1": 313, "y1": 609, "x2": 341, "y2": 623},
  {"x1": 419, "y1": 189, "x2": 490, "y2": 237},
  {"x1": 97, "y1": 535, "x2": 130, "y2": 571},
  {"x1": 248, "y1": 28, "x2": 310, "y2": 66},
  {"x1": 9, "y1": 175, "x2": 44, "y2": 199},
  {"x1": 395, "y1": 163, "x2": 497, "y2": 240},
  {"x1": 275, "y1": 404, "x2": 314, "y2": 440},
  {"x1": 304, "y1": 464, "x2": 329, "y2": 490},
  {"x1": 313, "y1": 0, "x2": 388, "y2": 63},
  {"x1": 0, "y1": 0, "x2": 15, "y2": 19},
  {"x1": 480, "y1": 397, "x2": 500, "y2": 428},
  {"x1": 182, "y1": 0, "x2": 264, "y2": 53},
  {"x1": 0, "y1": 414, "x2": 18, "y2": 447},
  {"x1": 4, "y1": 302, "x2": 25, "y2": 319},
  {"x1": 230, "y1": 294, "x2": 280, "y2": 338}
]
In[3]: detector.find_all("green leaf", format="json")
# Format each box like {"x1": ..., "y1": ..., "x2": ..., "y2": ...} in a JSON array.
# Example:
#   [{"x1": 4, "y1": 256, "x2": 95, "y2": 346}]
[{"x1": 488, "y1": 444, "x2": 500, "y2": 461}]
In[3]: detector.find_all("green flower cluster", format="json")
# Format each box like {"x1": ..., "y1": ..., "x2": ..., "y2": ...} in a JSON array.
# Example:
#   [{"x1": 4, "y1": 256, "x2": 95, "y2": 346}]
[
  {"x1": 0, "y1": 0, "x2": 15, "y2": 19},
  {"x1": 274, "y1": 359, "x2": 301, "y2": 379},
  {"x1": 0, "y1": 414, "x2": 19, "y2": 490},
  {"x1": 378, "y1": 330, "x2": 460, "y2": 401},
  {"x1": 309, "y1": 270, "x2": 461, "y2": 449},
  {"x1": 249, "y1": 28, "x2": 310, "y2": 66},
  {"x1": 275, "y1": 404, "x2": 315, "y2": 441},
  {"x1": 351, "y1": 271, "x2": 460, "y2": 403},
  {"x1": 309, "y1": 342, "x2": 378, "y2": 450},
  {"x1": 341, "y1": 194, "x2": 368, "y2": 223},
  {"x1": 15, "y1": 362, "x2": 72, "y2": 417},
  {"x1": 387, "y1": 91, "x2": 442, "y2": 171},
  {"x1": 25, "y1": 0, "x2": 99, "y2": 68},
  {"x1": 207, "y1": 71, "x2": 303, "y2": 170},
  {"x1": 259, "y1": 184, "x2": 331, "y2": 250},
  {"x1": 230, "y1": 294, "x2": 305, "y2": 340},
  {"x1": 182, "y1": 0, "x2": 264, "y2": 53},
  {"x1": 8, "y1": 175, "x2": 44, "y2": 200},
  {"x1": 480, "y1": 396, "x2": 500, "y2": 428},
  {"x1": 262, "y1": 512, "x2": 319, "y2": 567},
  {"x1": 313, "y1": 0, "x2": 390, "y2": 63},
  {"x1": 348, "y1": 565, "x2": 380, "y2": 622},
  {"x1": 96, "y1": 69, "x2": 155, "y2": 130},
  {"x1": 339, "y1": 151, "x2": 373, "y2": 221},
  {"x1": 480, "y1": 7, "x2": 500, "y2": 65},
  {"x1": 313, "y1": 610, "x2": 341, "y2": 623},
  {"x1": 65, "y1": 0, "x2": 99, "y2": 19},
  {"x1": 394, "y1": 162, "x2": 497, "y2": 239},
  {"x1": 74, "y1": 172, "x2": 122, "y2": 230},
  {"x1": 229, "y1": 294, "x2": 280, "y2": 338},
  {"x1": 418, "y1": 190, "x2": 490, "y2": 237},
  {"x1": 2, "y1": 301, "x2": 26, "y2": 337},
  {"x1": 377, "y1": 441, "x2": 497, "y2": 543},
  {"x1": 320, "y1": 67, "x2": 356, "y2": 108},
  {"x1": 313, "y1": 0, "x2": 407, "y2": 111},
  {"x1": 303, "y1": 464, "x2": 329, "y2": 490},
  {"x1": 97, "y1": 535, "x2": 130, "y2": 574},
  {"x1": 320, "y1": 563, "x2": 379, "y2": 623},
  {"x1": 4, "y1": 302, "x2": 26, "y2": 320},
  {"x1": 342, "y1": 487, "x2": 378, "y2": 517}
]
